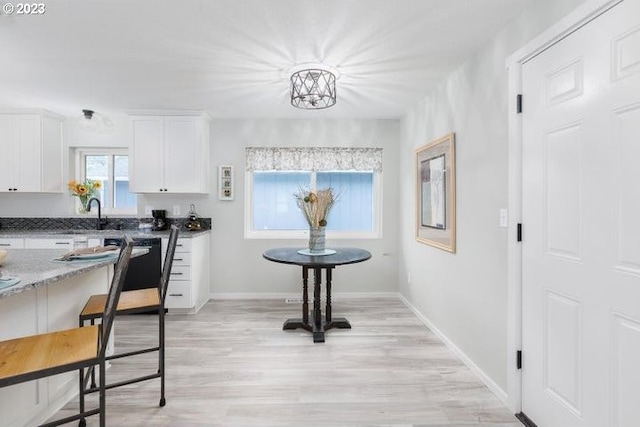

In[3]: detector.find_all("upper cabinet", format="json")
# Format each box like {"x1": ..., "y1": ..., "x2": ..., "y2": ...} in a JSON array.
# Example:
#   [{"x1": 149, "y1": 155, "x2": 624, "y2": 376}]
[
  {"x1": 0, "y1": 110, "x2": 63, "y2": 193},
  {"x1": 128, "y1": 112, "x2": 211, "y2": 194}
]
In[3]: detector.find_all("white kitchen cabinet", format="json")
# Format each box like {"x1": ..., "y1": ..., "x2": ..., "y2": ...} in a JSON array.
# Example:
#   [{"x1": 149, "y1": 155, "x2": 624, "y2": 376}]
[
  {"x1": 0, "y1": 110, "x2": 63, "y2": 193},
  {"x1": 129, "y1": 112, "x2": 210, "y2": 193},
  {"x1": 162, "y1": 233, "x2": 210, "y2": 313}
]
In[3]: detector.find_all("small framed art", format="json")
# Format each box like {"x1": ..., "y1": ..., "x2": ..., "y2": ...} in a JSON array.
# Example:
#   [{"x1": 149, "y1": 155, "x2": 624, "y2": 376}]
[
  {"x1": 416, "y1": 133, "x2": 456, "y2": 252},
  {"x1": 218, "y1": 165, "x2": 234, "y2": 200}
]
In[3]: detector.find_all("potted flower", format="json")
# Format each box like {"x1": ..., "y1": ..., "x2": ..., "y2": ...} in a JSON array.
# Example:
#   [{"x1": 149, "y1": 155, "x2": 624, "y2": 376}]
[
  {"x1": 294, "y1": 187, "x2": 337, "y2": 253},
  {"x1": 68, "y1": 179, "x2": 101, "y2": 213}
]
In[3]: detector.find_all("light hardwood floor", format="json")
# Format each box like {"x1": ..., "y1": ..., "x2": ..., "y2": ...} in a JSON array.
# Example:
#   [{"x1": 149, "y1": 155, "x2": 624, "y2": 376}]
[{"x1": 54, "y1": 298, "x2": 521, "y2": 426}]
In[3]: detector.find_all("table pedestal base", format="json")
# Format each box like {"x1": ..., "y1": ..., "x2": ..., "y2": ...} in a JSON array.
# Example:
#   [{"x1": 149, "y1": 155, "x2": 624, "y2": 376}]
[{"x1": 283, "y1": 316, "x2": 351, "y2": 343}]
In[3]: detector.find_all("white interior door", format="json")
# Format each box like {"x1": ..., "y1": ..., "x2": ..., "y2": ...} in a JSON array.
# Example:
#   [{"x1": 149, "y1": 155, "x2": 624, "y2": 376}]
[{"x1": 522, "y1": 0, "x2": 640, "y2": 426}]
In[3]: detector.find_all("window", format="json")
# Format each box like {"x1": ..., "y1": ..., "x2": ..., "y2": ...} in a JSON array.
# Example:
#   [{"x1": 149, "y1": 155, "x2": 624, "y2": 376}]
[
  {"x1": 78, "y1": 149, "x2": 137, "y2": 214},
  {"x1": 245, "y1": 147, "x2": 383, "y2": 239}
]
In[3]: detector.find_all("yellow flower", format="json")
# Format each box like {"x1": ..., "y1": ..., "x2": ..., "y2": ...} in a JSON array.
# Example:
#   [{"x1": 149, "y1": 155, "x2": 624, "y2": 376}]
[
  {"x1": 93, "y1": 181, "x2": 102, "y2": 190},
  {"x1": 67, "y1": 180, "x2": 78, "y2": 191},
  {"x1": 76, "y1": 185, "x2": 88, "y2": 196}
]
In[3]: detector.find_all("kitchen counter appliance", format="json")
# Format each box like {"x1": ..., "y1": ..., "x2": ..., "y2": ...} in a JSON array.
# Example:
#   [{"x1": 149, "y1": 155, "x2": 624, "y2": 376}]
[{"x1": 104, "y1": 236, "x2": 162, "y2": 294}]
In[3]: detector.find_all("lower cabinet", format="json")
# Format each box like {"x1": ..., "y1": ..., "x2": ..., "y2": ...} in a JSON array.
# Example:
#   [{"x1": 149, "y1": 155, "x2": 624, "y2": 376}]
[{"x1": 162, "y1": 233, "x2": 210, "y2": 313}]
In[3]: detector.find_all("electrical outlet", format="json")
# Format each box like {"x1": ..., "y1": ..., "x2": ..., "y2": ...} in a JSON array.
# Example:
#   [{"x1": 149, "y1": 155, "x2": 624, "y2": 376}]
[
  {"x1": 144, "y1": 206, "x2": 153, "y2": 215},
  {"x1": 173, "y1": 205, "x2": 181, "y2": 216},
  {"x1": 285, "y1": 298, "x2": 303, "y2": 304}
]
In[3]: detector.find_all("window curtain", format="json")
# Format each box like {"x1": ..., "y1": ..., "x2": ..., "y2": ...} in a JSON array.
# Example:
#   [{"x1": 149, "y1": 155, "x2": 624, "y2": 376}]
[{"x1": 245, "y1": 147, "x2": 383, "y2": 172}]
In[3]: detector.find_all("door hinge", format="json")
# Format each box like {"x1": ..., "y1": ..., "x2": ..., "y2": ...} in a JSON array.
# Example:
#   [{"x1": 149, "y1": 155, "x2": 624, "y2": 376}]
[
  {"x1": 517, "y1": 94, "x2": 523, "y2": 114},
  {"x1": 517, "y1": 350, "x2": 522, "y2": 369},
  {"x1": 517, "y1": 223, "x2": 523, "y2": 242}
]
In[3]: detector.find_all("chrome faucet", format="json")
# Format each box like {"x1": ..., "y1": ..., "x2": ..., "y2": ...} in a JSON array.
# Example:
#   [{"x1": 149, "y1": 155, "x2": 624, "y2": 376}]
[{"x1": 86, "y1": 197, "x2": 108, "y2": 230}]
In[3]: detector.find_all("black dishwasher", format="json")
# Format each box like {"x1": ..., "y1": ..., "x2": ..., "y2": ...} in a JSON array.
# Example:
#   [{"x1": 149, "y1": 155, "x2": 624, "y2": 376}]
[{"x1": 104, "y1": 237, "x2": 162, "y2": 292}]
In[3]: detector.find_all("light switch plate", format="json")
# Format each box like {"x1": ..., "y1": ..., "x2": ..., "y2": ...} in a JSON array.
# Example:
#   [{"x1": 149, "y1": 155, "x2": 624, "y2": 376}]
[
  {"x1": 499, "y1": 209, "x2": 508, "y2": 228},
  {"x1": 144, "y1": 206, "x2": 153, "y2": 215},
  {"x1": 173, "y1": 205, "x2": 181, "y2": 216}
]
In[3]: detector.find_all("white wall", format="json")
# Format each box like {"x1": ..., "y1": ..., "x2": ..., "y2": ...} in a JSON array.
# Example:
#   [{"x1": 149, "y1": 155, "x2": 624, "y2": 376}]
[
  {"x1": 0, "y1": 117, "x2": 400, "y2": 295},
  {"x1": 207, "y1": 119, "x2": 399, "y2": 295},
  {"x1": 397, "y1": 0, "x2": 586, "y2": 396}
]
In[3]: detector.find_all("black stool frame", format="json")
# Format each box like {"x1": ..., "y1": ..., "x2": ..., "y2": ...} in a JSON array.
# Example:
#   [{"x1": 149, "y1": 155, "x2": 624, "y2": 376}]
[{"x1": 79, "y1": 225, "x2": 179, "y2": 407}]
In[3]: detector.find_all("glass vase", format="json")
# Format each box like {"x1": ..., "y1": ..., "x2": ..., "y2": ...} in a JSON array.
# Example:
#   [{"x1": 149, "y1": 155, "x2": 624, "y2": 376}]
[
  {"x1": 308, "y1": 226, "x2": 326, "y2": 254},
  {"x1": 77, "y1": 196, "x2": 89, "y2": 214}
]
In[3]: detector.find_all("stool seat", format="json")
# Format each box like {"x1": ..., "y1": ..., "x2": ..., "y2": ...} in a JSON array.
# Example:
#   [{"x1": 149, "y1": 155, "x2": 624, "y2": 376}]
[
  {"x1": 81, "y1": 288, "x2": 160, "y2": 319},
  {"x1": 0, "y1": 325, "x2": 99, "y2": 385}
]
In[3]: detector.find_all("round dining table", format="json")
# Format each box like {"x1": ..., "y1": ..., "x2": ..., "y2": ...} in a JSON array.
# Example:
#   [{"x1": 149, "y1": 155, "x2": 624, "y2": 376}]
[{"x1": 262, "y1": 247, "x2": 372, "y2": 343}]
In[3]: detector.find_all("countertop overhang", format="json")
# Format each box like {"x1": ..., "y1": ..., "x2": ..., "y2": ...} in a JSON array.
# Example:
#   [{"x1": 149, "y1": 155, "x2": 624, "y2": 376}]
[{"x1": 0, "y1": 248, "x2": 148, "y2": 299}]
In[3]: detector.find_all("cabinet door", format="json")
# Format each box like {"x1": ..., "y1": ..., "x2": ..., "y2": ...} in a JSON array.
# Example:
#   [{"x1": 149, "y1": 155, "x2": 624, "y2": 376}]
[
  {"x1": 0, "y1": 116, "x2": 17, "y2": 191},
  {"x1": 164, "y1": 118, "x2": 200, "y2": 193},
  {"x1": 40, "y1": 116, "x2": 62, "y2": 193},
  {"x1": 130, "y1": 117, "x2": 164, "y2": 193},
  {"x1": 15, "y1": 115, "x2": 42, "y2": 192}
]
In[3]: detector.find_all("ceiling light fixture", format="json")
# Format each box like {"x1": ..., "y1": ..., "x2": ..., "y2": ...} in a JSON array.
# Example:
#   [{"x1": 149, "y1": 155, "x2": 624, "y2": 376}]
[
  {"x1": 80, "y1": 109, "x2": 98, "y2": 131},
  {"x1": 78, "y1": 109, "x2": 114, "y2": 134},
  {"x1": 290, "y1": 64, "x2": 339, "y2": 110}
]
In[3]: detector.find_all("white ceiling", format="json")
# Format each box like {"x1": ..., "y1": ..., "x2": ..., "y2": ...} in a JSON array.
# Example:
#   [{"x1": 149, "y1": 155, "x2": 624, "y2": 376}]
[{"x1": 0, "y1": 0, "x2": 531, "y2": 119}]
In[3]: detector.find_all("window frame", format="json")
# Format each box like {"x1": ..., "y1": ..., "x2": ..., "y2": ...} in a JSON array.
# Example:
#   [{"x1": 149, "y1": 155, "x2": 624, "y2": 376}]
[
  {"x1": 74, "y1": 148, "x2": 137, "y2": 215},
  {"x1": 244, "y1": 170, "x2": 382, "y2": 240}
]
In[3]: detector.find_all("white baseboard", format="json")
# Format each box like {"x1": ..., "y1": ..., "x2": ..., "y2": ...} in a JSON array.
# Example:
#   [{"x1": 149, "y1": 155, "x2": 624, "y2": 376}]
[
  {"x1": 397, "y1": 294, "x2": 509, "y2": 407},
  {"x1": 210, "y1": 292, "x2": 400, "y2": 300}
]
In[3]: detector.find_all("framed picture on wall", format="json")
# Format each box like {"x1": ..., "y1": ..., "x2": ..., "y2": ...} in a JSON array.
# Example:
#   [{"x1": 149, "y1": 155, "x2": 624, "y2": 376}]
[{"x1": 415, "y1": 133, "x2": 456, "y2": 252}]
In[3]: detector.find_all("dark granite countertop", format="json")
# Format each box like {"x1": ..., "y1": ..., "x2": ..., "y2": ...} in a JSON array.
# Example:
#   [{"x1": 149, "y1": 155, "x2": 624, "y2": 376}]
[{"x1": 0, "y1": 248, "x2": 148, "y2": 299}]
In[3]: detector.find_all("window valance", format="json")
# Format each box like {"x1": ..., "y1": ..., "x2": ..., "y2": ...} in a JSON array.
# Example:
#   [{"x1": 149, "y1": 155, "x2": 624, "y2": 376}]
[{"x1": 245, "y1": 147, "x2": 383, "y2": 172}]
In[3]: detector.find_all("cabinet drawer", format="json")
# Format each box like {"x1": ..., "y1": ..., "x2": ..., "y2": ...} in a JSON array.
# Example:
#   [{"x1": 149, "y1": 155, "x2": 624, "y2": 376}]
[
  {"x1": 25, "y1": 239, "x2": 73, "y2": 249},
  {"x1": 169, "y1": 266, "x2": 190, "y2": 281},
  {"x1": 174, "y1": 238, "x2": 191, "y2": 252},
  {"x1": 171, "y1": 252, "x2": 191, "y2": 266},
  {"x1": 0, "y1": 238, "x2": 24, "y2": 249},
  {"x1": 166, "y1": 282, "x2": 192, "y2": 308}
]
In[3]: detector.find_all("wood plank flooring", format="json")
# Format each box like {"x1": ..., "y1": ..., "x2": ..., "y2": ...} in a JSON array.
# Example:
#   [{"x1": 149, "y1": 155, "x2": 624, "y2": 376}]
[{"x1": 53, "y1": 298, "x2": 521, "y2": 426}]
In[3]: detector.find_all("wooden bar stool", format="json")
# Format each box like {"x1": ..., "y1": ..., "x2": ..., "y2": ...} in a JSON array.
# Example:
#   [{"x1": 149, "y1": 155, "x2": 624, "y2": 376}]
[
  {"x1": 0, "y1": 235, "x2": 134, "y2": 427},
  {"x1": 79, "y1": 225, "x2": 179, "y2": 407}
]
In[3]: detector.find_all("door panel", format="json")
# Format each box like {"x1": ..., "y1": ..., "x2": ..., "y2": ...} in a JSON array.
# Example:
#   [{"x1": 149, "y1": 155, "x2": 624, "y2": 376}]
[{"x1": 522, "y1": 1, "x2": 640, "y2": 425}]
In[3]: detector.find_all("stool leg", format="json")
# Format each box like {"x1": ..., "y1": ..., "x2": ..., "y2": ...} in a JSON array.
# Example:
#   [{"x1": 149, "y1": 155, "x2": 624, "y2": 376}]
[
  {"x1": 90, "y1": 319, "x2": 97, "y2": 388},
  {"x1": 99, "y1": 359, "x2": 106, "y2": 427},
  {"x1": 159, "y1": 305, "x2": 166, "y2": 407},
  {"x1": 78, "y1": 366, "x2": 86, "y2": 427}
]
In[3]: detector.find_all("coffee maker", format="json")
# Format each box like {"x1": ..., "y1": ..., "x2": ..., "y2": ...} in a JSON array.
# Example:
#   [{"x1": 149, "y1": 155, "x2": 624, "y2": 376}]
[{"x1": 151, "y1": 209, "x2": 168, "y2": 231}]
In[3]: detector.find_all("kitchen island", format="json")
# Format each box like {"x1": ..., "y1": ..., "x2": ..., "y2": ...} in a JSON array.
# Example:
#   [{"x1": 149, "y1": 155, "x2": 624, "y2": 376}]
[{"x1": 0, "y1": 248, "x2": 138, "y2": 427}]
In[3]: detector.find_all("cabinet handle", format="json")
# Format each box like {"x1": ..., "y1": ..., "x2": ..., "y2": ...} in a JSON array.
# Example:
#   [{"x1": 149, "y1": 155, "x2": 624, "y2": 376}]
[
  {"x1": 174, "y1": 258, "x2": 184, "y2": 261},
  {"x1": 169, "y1": 293, "x2": 183, "y2": 297},
  {"x1": 170, "y1": 272, "x2": 183, "y2": 276},
  {"x1": 55, "y1": 242, "x2": 70, "y2": 245},
  {"x1": 0, "y1": 243, "x2": 10, "y2": 246}
]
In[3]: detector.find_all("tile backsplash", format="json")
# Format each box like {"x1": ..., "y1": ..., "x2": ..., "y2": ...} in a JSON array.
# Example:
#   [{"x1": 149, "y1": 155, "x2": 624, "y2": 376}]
[{"x1": 0, "y1": 217, "x2": 211, "y2": 231}]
